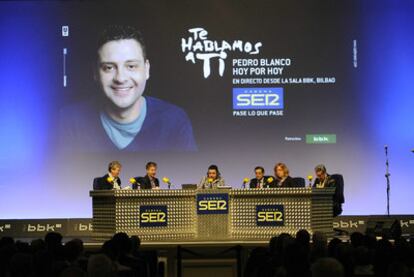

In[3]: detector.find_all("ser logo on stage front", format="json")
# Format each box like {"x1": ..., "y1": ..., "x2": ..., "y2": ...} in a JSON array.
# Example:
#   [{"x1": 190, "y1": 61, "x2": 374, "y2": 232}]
[
  {"x1": 181, "y1": 27, "x2": 262, "y2": 78},
  {"x1": 139, "y1": 205, "x2": 168, "y2": 227}
]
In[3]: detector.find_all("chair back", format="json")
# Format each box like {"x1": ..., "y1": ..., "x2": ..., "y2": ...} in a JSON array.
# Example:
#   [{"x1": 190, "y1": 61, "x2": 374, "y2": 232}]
[{"x1": 292, "y1": 177, "x2": 306, "y2": 187}]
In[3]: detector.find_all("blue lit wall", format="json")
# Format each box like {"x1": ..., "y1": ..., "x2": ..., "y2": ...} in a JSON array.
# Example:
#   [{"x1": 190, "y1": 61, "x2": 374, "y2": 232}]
[
  {"x1": 0, "y1": 3, "x2": 59, "y2": 218},
  {"x1": 358, "y1": 2, "x2": 414, "y2": 214}
]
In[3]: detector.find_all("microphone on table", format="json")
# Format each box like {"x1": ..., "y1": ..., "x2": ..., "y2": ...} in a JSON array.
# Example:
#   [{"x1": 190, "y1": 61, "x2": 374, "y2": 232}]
[
  {"x1": 207, "y1": 178, "x2": 213, "y2": 189},
  {"x1": 242, "y1": 178, "x2": 250, "y2": 189},
  {"x1": 129, "y1": 178, "x2": 139, "y2": 189},
  {"x1": 307, "y1": 175, "x2": 313, "y2": 187},
  {"x1": 266, "y1": 177, "x2": 274, "y2": 188},
  {"x1": 162, "y1": 177, "x2": 172, "y2": 189}
]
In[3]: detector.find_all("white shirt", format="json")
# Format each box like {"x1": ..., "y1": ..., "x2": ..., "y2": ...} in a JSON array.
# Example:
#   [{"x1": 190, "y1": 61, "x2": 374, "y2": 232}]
[{"x1": 108, "y1": 172, "x2": 121, "y2": 190}]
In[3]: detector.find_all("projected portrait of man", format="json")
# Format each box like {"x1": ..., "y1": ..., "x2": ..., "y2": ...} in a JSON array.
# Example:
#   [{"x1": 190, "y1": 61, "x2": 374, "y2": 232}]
[{"x1": 59, "y1": 25, "x2": 197, "y2": 151}]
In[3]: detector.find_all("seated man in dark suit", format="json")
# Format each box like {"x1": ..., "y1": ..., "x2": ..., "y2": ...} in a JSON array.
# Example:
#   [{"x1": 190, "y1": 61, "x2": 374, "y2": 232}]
[
  {"x1": 94, "y1": 161, "x2": 122, "y2": 190},
  {"x1": 131, "y1": 161, "x2": 160, "y2": 189},
  {"x1": 274, "y1": 162, "x2": 296, "y2": 187},
  {"x1": 313, "y1": 164, "x2": 343, "y2": 216},
  {"x1": 249, "y1": 166, "x2": 276, "y2": 188}
]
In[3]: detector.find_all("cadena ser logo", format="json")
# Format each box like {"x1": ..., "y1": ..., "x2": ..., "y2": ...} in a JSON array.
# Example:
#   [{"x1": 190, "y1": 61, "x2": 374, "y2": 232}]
[
  {"x1": 233, "y1": 87, "x2": 284, "y2": 110},
  {"x1": 181, "y1": 27, "x2": 262, "y2": 78},
  {"x1": 197, "y1": 193, "x2": 229, "y2": 214},
  {"x1": 139, "y1": 205, "x2": 168, "y2": 227},
  {"x1": 256, "y1": 205, "x2": 285, "y2": 226}
]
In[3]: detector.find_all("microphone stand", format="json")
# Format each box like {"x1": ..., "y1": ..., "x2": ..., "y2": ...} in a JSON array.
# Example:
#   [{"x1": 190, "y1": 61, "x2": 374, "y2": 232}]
[{"x1": 385, "y1": 146, "x2": 391, "y2": 216}]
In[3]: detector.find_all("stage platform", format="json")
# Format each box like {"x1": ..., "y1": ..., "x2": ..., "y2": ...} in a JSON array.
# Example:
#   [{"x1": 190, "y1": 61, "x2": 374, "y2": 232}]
[
  {"x1": 1, "y1": 216, "x2": 412, "y2": 277},
  {"x1": 1, "y1": 215, "x2": 413, "y2": 241}
]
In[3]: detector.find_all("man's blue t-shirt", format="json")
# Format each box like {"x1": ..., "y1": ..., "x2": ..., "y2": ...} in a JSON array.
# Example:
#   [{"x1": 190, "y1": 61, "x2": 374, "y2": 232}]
[
  {"x1": 59, "y1": 96, "x2": 197, "y2": 152},
  {"x1": 99, "y1": 97, "x2": 147, "y2": 150}
]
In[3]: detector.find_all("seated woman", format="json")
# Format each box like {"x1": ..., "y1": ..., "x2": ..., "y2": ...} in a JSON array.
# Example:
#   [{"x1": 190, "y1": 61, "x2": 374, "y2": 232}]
[
  {"x1": 198, "y1": 164, "x2": 226, "y2": 189},
  {"x1": 274, "y1": 162, "x2": 296, "y2": 187}
]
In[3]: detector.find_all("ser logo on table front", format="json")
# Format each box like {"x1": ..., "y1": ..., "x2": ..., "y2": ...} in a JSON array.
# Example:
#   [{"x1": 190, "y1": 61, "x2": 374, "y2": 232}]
[
  {"x1": 256, "y1": 205, "x2": 285, "y2": 226},
  {"x1": 198, "y1": 200, "x2": 227, "y2": 211},
  {"x1": 141, "y1": 212, "x2": 166, "y2": 223},
  {"x1": 139, "y1": 205, "x2": 168, "y2": 227},
  {"x1": 197, "y1": 193, "x2": 229, "y2": 214}
]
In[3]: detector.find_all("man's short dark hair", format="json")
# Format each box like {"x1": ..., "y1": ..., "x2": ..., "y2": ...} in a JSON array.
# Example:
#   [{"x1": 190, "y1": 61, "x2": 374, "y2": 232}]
[
  {"x1": 207, "y1": 164, "x2": 220, "y2": 176},
  {"x1": 254, "y1": 166, "x2": 264, "y2": 173},
  {"x1": 97, "y1": 25, "x2": 147, "y2": 60},
  {"x1": 146, "y1": 161, "x2": 157, "y2": 170}
]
